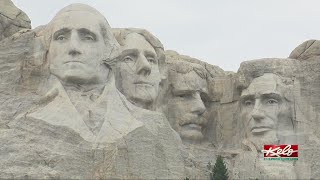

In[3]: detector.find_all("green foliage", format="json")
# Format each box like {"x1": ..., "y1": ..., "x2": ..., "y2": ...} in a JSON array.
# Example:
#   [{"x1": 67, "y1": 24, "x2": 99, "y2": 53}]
[{"x1": 207, "y1": 155, "x2": 229, "y2": 180}]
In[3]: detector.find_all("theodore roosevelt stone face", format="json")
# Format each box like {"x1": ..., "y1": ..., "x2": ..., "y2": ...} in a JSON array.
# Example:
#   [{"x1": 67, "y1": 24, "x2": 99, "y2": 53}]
[{"x1": 167, "y1": 62, "x2": 209, "y2": 143}]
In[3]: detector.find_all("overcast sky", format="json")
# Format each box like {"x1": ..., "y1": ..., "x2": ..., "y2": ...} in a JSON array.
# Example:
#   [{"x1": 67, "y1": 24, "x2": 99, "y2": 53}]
[{"x1": 12, "y1": 0, "x2": 320, "y2": 72}]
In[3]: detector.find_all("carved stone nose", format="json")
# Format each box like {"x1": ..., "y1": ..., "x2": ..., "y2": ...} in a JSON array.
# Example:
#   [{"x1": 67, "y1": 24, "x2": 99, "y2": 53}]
[
  {"x1": 191, "y1": 93, "x2": 206, "y2": 115},
  {"x1": 252, "y1": 109, "x2": 265, "y2": 121},
  {"x1": 69, "y1": 50, "x2": 82, "y2": 56},
  {"x1": 136, "y1": 55, "x2": 151, "y2": 76}
]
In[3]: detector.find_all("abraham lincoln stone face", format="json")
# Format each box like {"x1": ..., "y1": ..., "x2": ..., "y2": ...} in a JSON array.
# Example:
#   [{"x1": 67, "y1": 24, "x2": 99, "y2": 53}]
[{"x1": 240, "y1": 73, "x2": 294, "y2": 148}]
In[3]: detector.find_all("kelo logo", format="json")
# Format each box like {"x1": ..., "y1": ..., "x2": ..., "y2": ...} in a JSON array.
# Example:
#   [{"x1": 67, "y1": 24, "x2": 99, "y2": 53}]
[{"x1": 262, "y1": 145, "x2": 298, "y2": 161}]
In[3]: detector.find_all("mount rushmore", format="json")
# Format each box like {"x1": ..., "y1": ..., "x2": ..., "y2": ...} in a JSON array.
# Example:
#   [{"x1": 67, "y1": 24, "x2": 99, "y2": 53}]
[{"x1": 0, "y1": 1, "x2": 320, "y2": 179}]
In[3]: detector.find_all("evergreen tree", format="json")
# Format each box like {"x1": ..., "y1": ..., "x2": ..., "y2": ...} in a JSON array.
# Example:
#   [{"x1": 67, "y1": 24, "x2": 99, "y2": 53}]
[{"x1": 207, "y1": 155, "x2": 229, "y2": 180}]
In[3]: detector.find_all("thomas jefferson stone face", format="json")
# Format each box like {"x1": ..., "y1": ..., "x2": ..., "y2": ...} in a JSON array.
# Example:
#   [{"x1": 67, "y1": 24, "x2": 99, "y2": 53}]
[
  {"x1": 115, "y1": 33, "x2": 161, "y2": 108},
  {"x1": 167, "y1": 69, "x2": 209, "y2": 143},
  {"x1": 47, "y1": 11, "x2": 108, "y2": 85},
  {"x1": 240, "y1": 73, "x2": 293, "y2": 146}
]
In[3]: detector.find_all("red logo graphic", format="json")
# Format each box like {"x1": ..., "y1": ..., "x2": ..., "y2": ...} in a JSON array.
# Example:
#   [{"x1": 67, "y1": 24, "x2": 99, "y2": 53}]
[{"x1": 262, "y1": 145, "x2": 298, "y2": 158}]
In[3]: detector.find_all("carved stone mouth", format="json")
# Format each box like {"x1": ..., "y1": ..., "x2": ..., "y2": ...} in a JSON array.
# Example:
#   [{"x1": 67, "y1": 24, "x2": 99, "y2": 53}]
[
  {"x1": 64, "y1": 61, "x2": 84, "y2": 64},
  {"x1": 181, "y1": 123, "x2": 202, "y2": 131},
  {"x1": 134, "y1": 81, "x2": 153, "y2": 86},
  {"x1": 251, "y1": 126, "x2": 272, "y2": 134}
]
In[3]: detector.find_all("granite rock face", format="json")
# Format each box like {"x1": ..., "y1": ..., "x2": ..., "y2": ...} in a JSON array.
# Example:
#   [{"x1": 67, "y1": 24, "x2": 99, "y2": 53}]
[
  {"x1": 1, "y1": 1, "x2": 320, "y2": 179},
  {"x1": 112, "y1": 28, "x2": 165, "y2": 110},
  {"x1": 234, "y1": 58, "x2": 320, "y2": 179},
  {"x1": 289, "y1": 39, "x2": 320, "y2": 61},
  {"x1": 160, "y1": 50, "x2": 239, "y2": 179},
  {"x1": 0, "y1": 3, "x2": 186, "y2": 179},
  {"x1": 0, "y1": 0, "x2": 31, "y2": 41}
]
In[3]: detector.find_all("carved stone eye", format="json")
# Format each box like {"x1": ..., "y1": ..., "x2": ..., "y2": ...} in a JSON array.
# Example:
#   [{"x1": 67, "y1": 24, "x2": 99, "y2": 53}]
[
  {"x1": 57, "y1": 35, "x2": 66, "y2": 41},
  {"x1": 147, "y1": 57, "x2": 156, "y2": 64},
  {"x1": 178, "y1": 94, "x2": 187, "y2": 98},
  {"x1": 266, "y1": 99, "x2": 278, "y2": 105},
  {"x1": 123, "y1": 56, "x2": 133, "y2": 62},
  {"x1": 244, "y1": 100, "x2": 253, "y2": 106},
  {"x1": 176, "y1": 93, "x2": 192, "y2": 98},
  {"x1": 84, "y1": 35, "x2": 94, "y2": 41}
]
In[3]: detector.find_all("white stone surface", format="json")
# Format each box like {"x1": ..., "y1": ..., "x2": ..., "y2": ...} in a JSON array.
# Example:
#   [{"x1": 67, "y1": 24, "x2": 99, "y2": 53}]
[
  {"x1": 0, "y1": 0, "x2": 31, "y2": 41},
  {"x1": 1, "y1": 1, "x2": 320, "y2": 179},
  {"x1": 0, "y1": 3, "x2": 186, "y2": 179}
]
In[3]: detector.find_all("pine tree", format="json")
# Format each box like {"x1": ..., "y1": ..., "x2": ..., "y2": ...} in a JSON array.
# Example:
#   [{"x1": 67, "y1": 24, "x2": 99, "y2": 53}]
[{"x1": 207, "y1": 155, "x2": 229, "y2": 180}]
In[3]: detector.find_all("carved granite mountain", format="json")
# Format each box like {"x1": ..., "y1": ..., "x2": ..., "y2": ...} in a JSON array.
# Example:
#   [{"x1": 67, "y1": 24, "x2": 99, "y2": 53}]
[
  {"x1": 234, "y1": 58, "x2": 320, "y2": 179},
  {"x1": 1, "y1": 1, "x2": 320, "y2": 179},
  {"x1": 0, "y1": 4, "x2": 186, "y2": 179}
]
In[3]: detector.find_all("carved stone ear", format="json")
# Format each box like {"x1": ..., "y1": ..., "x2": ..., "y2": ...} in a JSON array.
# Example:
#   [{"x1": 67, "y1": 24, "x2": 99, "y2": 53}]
[
  {"x1": 19, "y1": 30, "x2": 50, "y2": 88},
  {"x1": 235, "y1": 73, "x2": 249, "y2": 92},
  {"x1": 32, "y1": 36, "x2": 48, "y2": 67}
]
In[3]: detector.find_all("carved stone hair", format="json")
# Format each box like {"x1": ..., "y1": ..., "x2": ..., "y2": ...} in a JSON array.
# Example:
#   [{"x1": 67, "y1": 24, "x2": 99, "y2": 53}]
[
  {"x1": 236, "y1": 58, "x2": 297, "y2": 98},
  {"x1": 167, "y1": 59, "x2": 208, "y2": 80},
  {"x1": 21, "y1": 4, "x2": 121, "y2": 88},
  {"x1": 43, "y1": 4, "x2": 120, "y2": 66},
  {"x1": 237, "y1": 60, "x2": 298, "y2": 131},
  {"x1": 112, "y1": 28, "x2": 165, "y2": 73}
]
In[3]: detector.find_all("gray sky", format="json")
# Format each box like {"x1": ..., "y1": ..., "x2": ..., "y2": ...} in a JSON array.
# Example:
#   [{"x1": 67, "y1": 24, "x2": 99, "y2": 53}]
[{"x1": 12, "y1": 0, "x2": 320, "y2": 72}]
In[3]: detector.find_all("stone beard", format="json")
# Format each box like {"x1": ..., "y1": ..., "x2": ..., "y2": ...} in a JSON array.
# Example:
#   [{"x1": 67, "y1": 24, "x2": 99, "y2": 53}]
[
  {"x1": 240, "y1": 73, "x2": 294, "y2": 151},
  {"x1": 166, "y1": 62, "x2": 209, "y2": 143}
]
